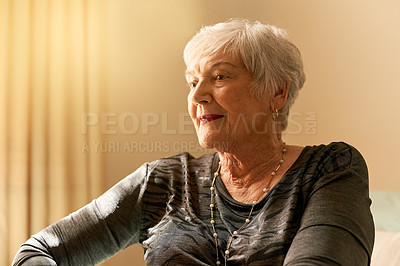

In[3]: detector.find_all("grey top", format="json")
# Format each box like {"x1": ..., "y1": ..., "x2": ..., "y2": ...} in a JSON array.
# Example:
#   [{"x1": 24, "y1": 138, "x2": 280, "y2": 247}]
[{"x1": 12, "y1": 142, "x2": 375, "y2": 265}]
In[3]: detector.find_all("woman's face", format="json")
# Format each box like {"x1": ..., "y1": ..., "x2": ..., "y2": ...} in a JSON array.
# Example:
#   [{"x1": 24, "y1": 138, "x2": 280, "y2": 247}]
[{"x1": 186, "y1": 52, "x2": 273, "y2": 151}]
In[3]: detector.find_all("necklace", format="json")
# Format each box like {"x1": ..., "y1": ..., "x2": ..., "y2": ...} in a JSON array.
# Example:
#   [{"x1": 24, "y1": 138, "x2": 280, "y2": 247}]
[{"x1": 209, "y1": 143, "x2": 287, "y2": 266}]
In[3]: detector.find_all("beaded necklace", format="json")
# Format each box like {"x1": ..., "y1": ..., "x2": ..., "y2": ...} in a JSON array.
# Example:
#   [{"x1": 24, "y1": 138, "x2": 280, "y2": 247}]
[{"x1": 209, "y1": 144, "x2": 287, "y2": 265}]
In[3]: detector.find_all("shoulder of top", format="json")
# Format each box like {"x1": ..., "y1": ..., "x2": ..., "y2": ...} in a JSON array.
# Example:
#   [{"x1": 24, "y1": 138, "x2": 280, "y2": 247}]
[
  {"x1": 308, "y1": 141, "x2": 366, "y2": 171},
  {"x1": 311, "y1": 141, "x2": 362, "y2": 157}
]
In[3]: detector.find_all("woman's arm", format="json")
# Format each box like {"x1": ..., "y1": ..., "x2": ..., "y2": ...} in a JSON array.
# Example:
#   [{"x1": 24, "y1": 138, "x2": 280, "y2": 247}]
[
  {"x1": 12, "y1": 164, "x2": 149, "y2": 266},
  {"x1": 284, "y1": 143, "x2": 375, "y2": 265}
]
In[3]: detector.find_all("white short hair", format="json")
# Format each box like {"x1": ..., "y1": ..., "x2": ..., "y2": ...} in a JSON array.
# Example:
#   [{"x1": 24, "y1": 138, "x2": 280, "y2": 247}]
[{"x1": 183, "y1": 18, "x2": 306, "y2": 131}]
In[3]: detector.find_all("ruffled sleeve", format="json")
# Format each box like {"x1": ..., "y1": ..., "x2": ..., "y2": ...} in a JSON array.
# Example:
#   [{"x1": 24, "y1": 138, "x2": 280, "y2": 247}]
[
  {"x1": 284, "y1": 143, "x2": 374, "y2": 265},
  {"x1": 13, "y1": 164, "x2": 149, "y2": 266}
]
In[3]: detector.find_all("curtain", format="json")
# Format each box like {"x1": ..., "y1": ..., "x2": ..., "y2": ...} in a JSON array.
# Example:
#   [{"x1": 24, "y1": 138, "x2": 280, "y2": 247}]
[{"x1": 0, "y1": 0, "x2": 107, "y2": 264}]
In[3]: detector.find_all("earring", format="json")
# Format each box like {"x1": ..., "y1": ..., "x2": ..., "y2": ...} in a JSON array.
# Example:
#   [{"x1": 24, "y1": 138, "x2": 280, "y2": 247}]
[{"x1": 272, "y1": 108, "x2": 279, "y2": 121}]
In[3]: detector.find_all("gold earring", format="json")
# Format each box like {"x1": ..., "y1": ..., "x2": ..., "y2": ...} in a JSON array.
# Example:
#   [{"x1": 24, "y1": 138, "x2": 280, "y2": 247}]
[{"x1": 272, "y1": 108, "x2": 279, "y2": 121}]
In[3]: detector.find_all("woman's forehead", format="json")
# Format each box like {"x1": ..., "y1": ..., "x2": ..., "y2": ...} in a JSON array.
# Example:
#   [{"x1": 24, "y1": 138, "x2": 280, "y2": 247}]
[{"x1": 185, "y1": 52, "x2": 243, "y2": 76}]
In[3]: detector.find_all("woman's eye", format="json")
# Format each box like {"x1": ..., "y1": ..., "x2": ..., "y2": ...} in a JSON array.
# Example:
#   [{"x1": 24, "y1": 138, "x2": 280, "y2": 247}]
[
  {"x1": 189, "y1": 82, "x2": 197, "y2": 89},
  {"x1": 216, "y1": 74, "x2": 227, "y2": 81}
]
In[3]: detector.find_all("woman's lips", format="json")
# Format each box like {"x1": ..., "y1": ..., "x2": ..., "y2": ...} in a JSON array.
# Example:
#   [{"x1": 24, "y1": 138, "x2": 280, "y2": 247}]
[{"x1": 198, "y1": 114, "x2": 225, "y2": 124}]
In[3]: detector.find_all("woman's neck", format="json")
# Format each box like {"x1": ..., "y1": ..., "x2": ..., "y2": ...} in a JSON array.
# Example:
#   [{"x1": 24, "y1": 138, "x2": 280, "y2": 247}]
[
  {"x1": 216, "y1": 139, "x2": 304, "y2": 204},
  {"x1": 217, "y1": 138, "x2": 284, "y2": 190}
]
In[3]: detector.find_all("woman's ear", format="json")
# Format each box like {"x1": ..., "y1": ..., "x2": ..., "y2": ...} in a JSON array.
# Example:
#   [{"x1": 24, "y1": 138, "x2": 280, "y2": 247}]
[{"x1": 270, "y1": 81, "x2": 290, "y2": 111}]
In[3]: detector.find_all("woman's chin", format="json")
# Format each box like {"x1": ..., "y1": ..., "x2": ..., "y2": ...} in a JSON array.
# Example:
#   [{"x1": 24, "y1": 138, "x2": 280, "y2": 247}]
[{"x1": 197, "y1": 136, "x2": 230, "y2": 152}]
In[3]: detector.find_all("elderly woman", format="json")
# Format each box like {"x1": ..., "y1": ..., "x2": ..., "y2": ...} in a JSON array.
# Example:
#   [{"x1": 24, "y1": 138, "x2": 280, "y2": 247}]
[{"x1": 13, "y1": 19, "x2": 374, "y2": 265}]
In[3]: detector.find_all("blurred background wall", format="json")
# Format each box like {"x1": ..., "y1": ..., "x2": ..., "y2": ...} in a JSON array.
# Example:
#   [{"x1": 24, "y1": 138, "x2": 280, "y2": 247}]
[{"x1": 1, "y1": 0, "x2": 399, "y2": 265}]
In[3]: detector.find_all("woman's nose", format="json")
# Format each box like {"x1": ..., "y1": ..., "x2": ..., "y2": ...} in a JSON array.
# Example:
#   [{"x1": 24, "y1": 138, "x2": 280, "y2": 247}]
[{"x1": 190, "y1": 79, "x2": 212, "y2": 105}]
